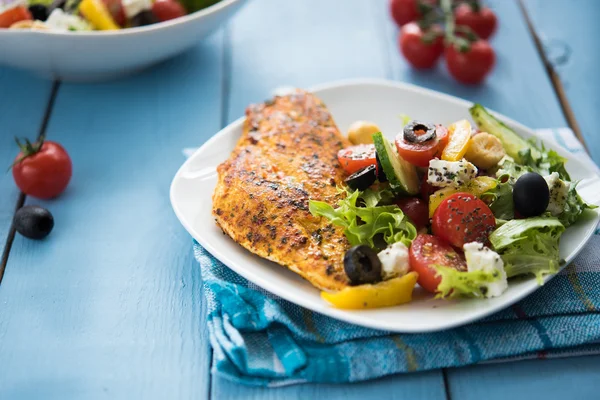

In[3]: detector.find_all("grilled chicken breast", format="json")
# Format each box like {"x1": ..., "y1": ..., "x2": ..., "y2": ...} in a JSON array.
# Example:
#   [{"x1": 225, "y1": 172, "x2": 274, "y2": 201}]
[{"x1": 212, "y1": 90, "x2": 352, "y2": 291}]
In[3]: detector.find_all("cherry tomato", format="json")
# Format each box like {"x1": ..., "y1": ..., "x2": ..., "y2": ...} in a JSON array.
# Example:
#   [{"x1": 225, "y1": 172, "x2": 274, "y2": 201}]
[
  {"x1": 337, "y1": 144, "x2": 376, "y2": 175},
  {"x1": 395, "y1": 135, "x2": 439, "y2": 168},
  {"x1": 399, "y1": 22, "x2": 444, "y2": 69},
  {"x1": 454, "y1": 3, "x2": 498, "y2": 40},
  {"x1": 396, "y1": 197, "x2": 429, "y2": 231},
  {"x1": 13, "y1": 140, "x2": 72, "y2": 199},
  {"x1": 432, "y1": 193, "x2": 496, "y2": 248},
  {"x1": 389, "y1": 0, "x2": 420, "y2": 27},
  {"x1": 435, "y1": 124, "x2": 449, "y2": 150},
  {"x1": 420, "y1": 174, "x2": 435, "y2": 202},
  {"x1": 152, "y1": 0, "x2": 186, "y2": 22},
  {"x1": 409, "y1": 234, "x2": 467, "y2": 293},
  {"x1": 445, "y1": 40, "x2": 495, "y2": 84},
  {"x1": 101, "y1": 0, "x2": 126, "y2": 26},
  {"x1": 0, "y1": 6, "x2": 32, "y2": 28}
]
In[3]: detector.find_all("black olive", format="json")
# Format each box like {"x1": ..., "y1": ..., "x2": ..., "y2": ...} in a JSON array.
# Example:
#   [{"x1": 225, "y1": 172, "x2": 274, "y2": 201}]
[
  {"x1": 344, "y1": 245, "x2": 382, "y2": 285},
  {"x1": 29, "y1": 4, "x2": 49, "y2": 21},
  {"x1": 345, "y1": 164, "x2": 377, "y2": 191},
  {"x1": 513, "y1": 172, "x2": 550, "y2": 217},
  {"x1": 131, "y1": 10, "x2": 159, "y2": 27},
  {"x1": 375, "y1": 153, "x2": 388, "y2": 182},
  {"x1": 14, "y1": 206, "x2": 54, "y2": 240},
  {"x1": 403, "y1": 120, "x2": 436, "y2": 143}
]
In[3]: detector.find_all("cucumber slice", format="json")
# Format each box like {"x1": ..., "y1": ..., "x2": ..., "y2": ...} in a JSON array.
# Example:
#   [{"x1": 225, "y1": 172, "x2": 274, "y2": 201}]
[{"x1": 372, "y1": 132, "x2": 419, "y2": 195}]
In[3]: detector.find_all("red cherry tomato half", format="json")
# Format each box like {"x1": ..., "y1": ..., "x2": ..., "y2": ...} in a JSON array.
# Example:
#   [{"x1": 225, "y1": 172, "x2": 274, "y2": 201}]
[
  {"x1": 0, "y1": 6, "x2": 32, "y2": 28},
  {"x1": 389, "y1": 0, "x2": 421, "y2": 27},
  {"x1": 101, "y1": 0, "x2": 126, "y2": 26},
  {"x1": 152, "y1": 0, "x2": 186, "y2": 22},
  {"x1": 396, "y1": 197, "x2": 429, "y2": 231},
  {"x1": 409, "y1": 234, "x2": 467, "y2": 293},
  {"x1": 13, "y1": 141, "x2": 72, "y2": 200},
  {"x1": 399, "y1": 22, "x2": 444, "y2": 69},
  {"x1": 445, "y1": 40, "x2": 496, "y2": 84},
  {"x1": 337, "y1": 144, "x2": 377, "y2": 175},
  {"x1": 454, "y1": 3, "x2": 498, "y2": 40},
  {"x1": 395, "y1": 135, "x2": 440, "y2": 168},
  {"x1": 432, "y1": 192, "x2": 496, "y2": 248},
  {"x1": 435, "y1": 124, "x2": 449, "y2": 150}
]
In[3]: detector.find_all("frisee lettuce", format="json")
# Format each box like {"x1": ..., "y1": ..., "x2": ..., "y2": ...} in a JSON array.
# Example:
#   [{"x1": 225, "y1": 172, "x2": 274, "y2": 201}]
[
  {"x1": 434, "y1": 266, "x2": 501, "y2": 299},
  {"x1": 557, "y1": 182, "x2": 596, "y2": 227},
  {"x1": 308, "y1": 188, "x2": 417, "y2": 249},
  {"x1": 481, "y1": 174, "x2": 514, "y2": 220},
  {"x1": 489, "y1": 217, "x2": 565, "y2": 283}
]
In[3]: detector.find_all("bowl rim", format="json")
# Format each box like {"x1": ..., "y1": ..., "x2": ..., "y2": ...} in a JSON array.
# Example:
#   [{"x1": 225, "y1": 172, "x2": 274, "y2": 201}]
[{"x1": 0, "y1": 0, "x2": 243, "y2": 37}]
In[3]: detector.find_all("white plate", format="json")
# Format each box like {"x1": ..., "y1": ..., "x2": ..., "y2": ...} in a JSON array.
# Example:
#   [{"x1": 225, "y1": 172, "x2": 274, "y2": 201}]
[
  {"x1": 170, "y1": 79, "x2": 600, "y2": 333},
  {"x1": 0, "y1": 0, "x2": 247, "y2": 82}
]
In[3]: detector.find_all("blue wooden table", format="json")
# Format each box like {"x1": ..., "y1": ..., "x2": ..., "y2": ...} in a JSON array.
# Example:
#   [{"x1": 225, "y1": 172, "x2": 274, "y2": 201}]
[{"x1": 1, "y1": 0, "x2": 599, "y2": 398}]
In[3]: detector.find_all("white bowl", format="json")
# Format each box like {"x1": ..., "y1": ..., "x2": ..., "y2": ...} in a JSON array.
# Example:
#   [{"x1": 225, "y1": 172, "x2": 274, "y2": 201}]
[{"x1": 0, "y1": 0, "x2": 247, "y2": 81}]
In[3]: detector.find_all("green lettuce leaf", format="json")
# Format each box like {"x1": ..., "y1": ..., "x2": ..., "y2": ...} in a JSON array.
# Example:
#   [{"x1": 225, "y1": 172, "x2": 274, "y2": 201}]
[
  {"x1": 557, "y1": 182, "x2": 597, "y2": 227},
  {"x1": 434, "y1": 266, "x2": 501, "y2": 299},
  {"x1": 489, "y1": 217, "x2": 565, "y2": 283},
  {"x1": 481, "y1": 175, "x2": 514, "y2": 220},
  {"x1": 309, "y1": 189, "x2": 417, "y2": 249}
]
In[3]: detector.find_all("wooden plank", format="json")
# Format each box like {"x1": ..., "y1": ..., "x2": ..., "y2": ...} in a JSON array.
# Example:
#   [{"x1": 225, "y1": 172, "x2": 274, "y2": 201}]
[
  {"x1": 447, "y1": 355, "x2": 600, "y2": 400},
  {"x1": 522, "y1": 0, "x2": 600, "y2": 160},
  {"x1": 0, "y1": 34, "x2": 224, "y2": 399},
  {"x1": 214, "y1": 0, "x2": 447, "y2": 398},
  {"x1": 0, "y1": 70, "x2": 53, "y2": 281}
]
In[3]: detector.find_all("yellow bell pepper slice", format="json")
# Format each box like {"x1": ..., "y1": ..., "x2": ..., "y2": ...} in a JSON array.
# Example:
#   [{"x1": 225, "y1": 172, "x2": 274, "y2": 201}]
[
  {"x1": 428, "y1": 176, "x2": 497, "y2": 217},
  {"x1": 321, "y1": 272, "x2": 418, "y2": 309},
  {"x1": 441, "y1": 119, "x2": 472, "y2": 161},
  {"x1": 79, "y1": 0, "x2": 120, "y2": 30}
]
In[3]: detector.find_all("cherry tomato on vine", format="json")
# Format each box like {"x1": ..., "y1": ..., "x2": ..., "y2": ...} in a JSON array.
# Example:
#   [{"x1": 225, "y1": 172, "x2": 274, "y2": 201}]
[
  {"x1": 445, "y1": 40, "x2": 495, "y2": 84},
  {"x1": 12, "y1": 137, "x2": 72, "y2": 199},
  {"x1": 399, "y1": 22, "x2": 444, "y2": 69},
  {"x1": 389, "y1": 0, "x2": 421, "y2": 27},
  {"x1": 152, "y1": 0, "x2": 186, "y2": 22},
  {"x1": 0, "y1": 6, "x2": 32, "y2": 28},
  {"x1": 454, "y1": 3, "x2": 498, "y2": 40}
]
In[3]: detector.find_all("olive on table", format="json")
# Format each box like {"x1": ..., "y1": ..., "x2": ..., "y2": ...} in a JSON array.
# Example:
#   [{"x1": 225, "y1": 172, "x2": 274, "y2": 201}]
[
  {"x1": 14, "y1": 206, "x2": 54, "y2": 240},
  {"x1": 344, "y1": 245, "x2": 382, "y2": 285},
  {"x1": 345, "y1": 164, "x2": 377, "y2": 191},
  {"x1": 513, "y1": 172, "x2": 550, "y2": 217},
  {"x1": 403, "y1": 120, "x2": 436, "y2": 143}
]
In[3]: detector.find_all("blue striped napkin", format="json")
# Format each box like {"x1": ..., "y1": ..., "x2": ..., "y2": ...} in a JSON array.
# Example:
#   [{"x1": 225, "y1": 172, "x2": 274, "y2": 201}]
[{"x1": 194, "y1": 128, "x2": 600, "y2": 387}]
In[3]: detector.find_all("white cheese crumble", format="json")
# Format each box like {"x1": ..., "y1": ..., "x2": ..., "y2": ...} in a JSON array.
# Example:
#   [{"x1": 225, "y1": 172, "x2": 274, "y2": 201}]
[
  {"x1": 45, "y1": 9, "x2": 91, "y2": 31},
  {"x1": 377, "y1": 242, "x2": 410, "y2": 280},
  {"x1": 463, "y1": 242, "x2": 508, "y2": 298},
  {"x1": 122, "y1": 0, "x2": 153, "y2": 19},
  {"x1": 544, "y1": 172, "x2": 570, "y2": 216},
  {"x1": 428, "y1": 159, "x2": 478, "y2": 188}
]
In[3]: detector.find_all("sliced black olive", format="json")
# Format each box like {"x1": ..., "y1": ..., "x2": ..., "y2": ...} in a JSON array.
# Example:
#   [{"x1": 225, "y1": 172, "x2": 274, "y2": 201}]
[
  {"x1": 375, "y1": 153, "x2": 388, "y2": 182},
  {"x1": 131, "y1": 10, "x2": 159, "y2": 27},
  {"x1": 513, "y1": 172, "x2": 550, "y2": 217},
  {"x1": 344, "y1": 245, "x2": 382, "y2": 285},
  {"x1": 29, "y1": 4, "x2": 49, "y2": 21},
  {"x1": 345, "y1": 164, "x2": 377, "y2": 191},
  {"x1": 403, "y1": 120, "x2": 436, "y2": 143},
  {"x1": 14, "y1": 206, "x2": 54, "y2": 240}
]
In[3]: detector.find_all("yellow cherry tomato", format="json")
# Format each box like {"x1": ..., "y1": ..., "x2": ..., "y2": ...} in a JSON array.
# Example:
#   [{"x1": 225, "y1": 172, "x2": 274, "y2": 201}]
[
  {"x1": 428, "y1": 176, "x2": 497, "y2": 217},
  {"x1": 441, "y1": 119, "x2": 472, "y2": 161},
  {"x1": 79, "y1": 0, "x2": 119, "y2": 30},
  {"x1": 321, "y1": 272, "x2": 418, "y2": 309}
]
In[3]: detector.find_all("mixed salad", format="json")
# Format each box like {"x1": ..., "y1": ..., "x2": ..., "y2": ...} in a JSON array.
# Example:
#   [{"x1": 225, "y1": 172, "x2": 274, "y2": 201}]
[
  {"x1": 311, "y1": 106, "x2": 595, "y2": 309},
  {"x1": 0, "y1": 0, "x2": 219, "y2": 30}
]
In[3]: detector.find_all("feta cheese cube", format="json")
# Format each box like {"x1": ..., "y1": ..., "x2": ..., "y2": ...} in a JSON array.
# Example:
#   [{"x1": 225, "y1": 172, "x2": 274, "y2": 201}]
[
  {"x1": 428, "y1": 159, "x2": 478, "y2": 188},
  {"x1": 544, "y1": 172, "x2": 570, "y2": 216},
  {"x1": 463, "y1": 242, "x2": 508, "y2": 298},
  {"x1": 377, "y1": 242, "x2": 410, "y2": 280}
]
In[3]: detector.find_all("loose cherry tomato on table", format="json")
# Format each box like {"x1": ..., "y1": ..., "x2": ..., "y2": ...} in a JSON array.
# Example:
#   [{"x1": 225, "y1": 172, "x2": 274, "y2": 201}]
[
  {"x1": 454, "y1": 3, "x2": 498, "y2": 40},
  {"x1": 396, "y1": 197, "x2": 429, "y2": 231},
  {"x1": 337, "y1": 144, "x2": 376, "y2": 175},
  {"x1": 409, "y1": 234, "x2": 467, "y2": 293},
  {"x1": 389, "y1": 0, "x2": 421, "y2": 27},
  {"x1": 12, "y1": 137, "x2": 72, "y2": 200},
  {"x1": 152, "y1": 0, "x2": 186, "y2": 22},
  {"x1": 0, "y1": 6, "x2": 32, "y2": 28},
  {"x1": 101, "y1": 0, "x2": 126, "y2": 26},
  {"x1": 432, "y1": 192, "x2": 496, "y2": 248},
  {"x1": 445, "y1": 40, "x2": 495, "y2": 84},
  {"x1": 399, "y1": 22, "x2": 444, "y2": 69}
]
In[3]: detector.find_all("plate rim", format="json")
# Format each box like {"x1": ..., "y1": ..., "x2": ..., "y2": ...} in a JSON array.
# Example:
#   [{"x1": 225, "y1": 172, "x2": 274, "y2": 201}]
[{"x1": 170, "y1": 78, "x2": 600, "y2": 333}]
